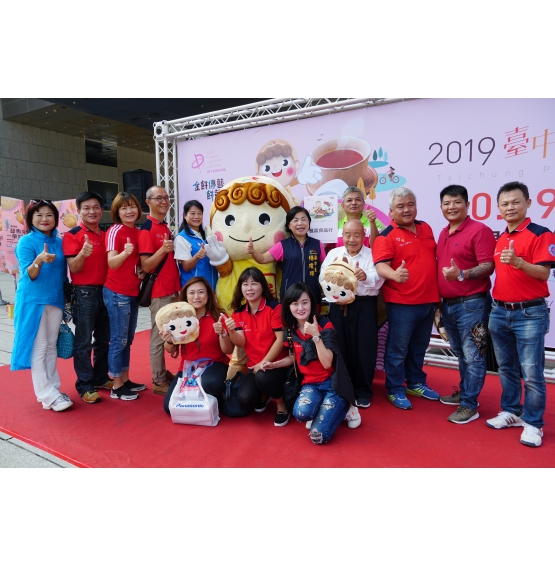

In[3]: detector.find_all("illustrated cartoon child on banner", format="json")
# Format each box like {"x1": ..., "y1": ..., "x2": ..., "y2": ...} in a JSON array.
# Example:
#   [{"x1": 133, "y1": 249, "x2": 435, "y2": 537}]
[{"x1": 204, "y1": 175, "x2": 294, "y2": 375}]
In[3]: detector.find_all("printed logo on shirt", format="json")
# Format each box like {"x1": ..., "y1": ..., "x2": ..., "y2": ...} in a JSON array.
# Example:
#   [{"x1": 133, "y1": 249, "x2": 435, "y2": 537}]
[{"x1": 549, "y1": 244, "x2": 555, "y2": 257}]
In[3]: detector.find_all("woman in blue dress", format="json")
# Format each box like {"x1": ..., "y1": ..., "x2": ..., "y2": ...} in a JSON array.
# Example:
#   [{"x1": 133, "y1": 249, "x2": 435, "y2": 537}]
[
  {"x1": 174, "y1": 200, "x2": 218, "y2": 290},
  {"x1": 11, "y1": 199, "x2": 72, "y2": 412}
]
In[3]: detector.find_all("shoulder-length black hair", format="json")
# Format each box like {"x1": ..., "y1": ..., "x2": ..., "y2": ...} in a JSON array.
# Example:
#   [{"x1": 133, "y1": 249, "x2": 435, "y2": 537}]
[
  {"x1": 285, "y1": 206, "x2": 311, "y2": 234},
  {"x1": 178, "y1": 276, "x2": 225, "y2": 321},
  {"x1": 230, "y1": 266, "x2": 276, "y2": 312},
  {"x1": 179, "y1": 200, "x2": 206, "y2": 239},
  {"x1": 281, "y1": 282, "x2": 318, "y2": 330}
]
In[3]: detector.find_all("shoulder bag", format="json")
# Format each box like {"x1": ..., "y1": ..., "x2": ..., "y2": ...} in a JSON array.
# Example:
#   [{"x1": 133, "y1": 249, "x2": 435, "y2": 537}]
[{"x1": 138, "y1": 254, "x2": 168, "y2": 308}]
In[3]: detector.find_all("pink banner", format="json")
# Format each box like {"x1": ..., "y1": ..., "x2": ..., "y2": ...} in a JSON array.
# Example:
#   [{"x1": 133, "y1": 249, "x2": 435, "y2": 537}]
[
  {"x1": 53, "y1": 199, "x2": 79, "y2": 236},
  {"x1": 0, "y1": 197, "x2": 27, "y2": 274}
]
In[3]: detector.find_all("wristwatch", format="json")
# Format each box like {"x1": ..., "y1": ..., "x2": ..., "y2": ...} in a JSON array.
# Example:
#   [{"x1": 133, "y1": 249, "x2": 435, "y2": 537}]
[
  {"x1": 457, "y1": 270, "x2": 464, "y2": 282},
  {"x1": 313, "y1": 335, "x2": 322, "y2": 343},
  {"x1": 33, "y1": 263, "x2": 39, "y2": 269}
]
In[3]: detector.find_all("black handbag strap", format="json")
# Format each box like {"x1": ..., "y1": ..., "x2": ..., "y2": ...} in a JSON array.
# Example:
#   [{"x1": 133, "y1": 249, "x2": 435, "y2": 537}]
[
  {"x1": 151, "y1": 253, "x2": 168, "y2": 277},
  {"x1": 287, "y1": 329, "x2": 300, "y2": 378}
]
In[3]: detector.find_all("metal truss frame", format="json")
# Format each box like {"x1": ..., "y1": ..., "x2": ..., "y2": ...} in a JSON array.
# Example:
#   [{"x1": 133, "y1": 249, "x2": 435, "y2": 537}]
[{"x1": 153, "y1": 97, "x2": 555, "y2": 378}]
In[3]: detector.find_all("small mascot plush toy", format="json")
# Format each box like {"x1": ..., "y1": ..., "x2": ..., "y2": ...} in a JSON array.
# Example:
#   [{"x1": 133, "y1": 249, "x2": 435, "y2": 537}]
[
  {"x1": 320, "y1": 256, "x2": 358, "y2": 305},
  {"x1": 155, "y1": 302, "x2": 200, "y2": 345}
]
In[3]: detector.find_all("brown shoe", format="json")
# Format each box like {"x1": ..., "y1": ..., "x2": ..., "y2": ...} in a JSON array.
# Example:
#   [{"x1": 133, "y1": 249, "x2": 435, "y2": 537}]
[
  {"x1": 153, "y1": 381, "x2": 170, "y2": 396},
  {"x1": 165, "y1": 370, "x2": 175, "y2": 385}
]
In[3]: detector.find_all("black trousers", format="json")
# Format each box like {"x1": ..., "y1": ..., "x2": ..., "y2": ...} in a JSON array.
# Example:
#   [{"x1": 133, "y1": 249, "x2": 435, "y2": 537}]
[
  {"x1": 164, "y1": 361, "x2": 228, "y2": 415},
  {"x1": 329, "y1": 295, "x2": 378, "y2": 400}
]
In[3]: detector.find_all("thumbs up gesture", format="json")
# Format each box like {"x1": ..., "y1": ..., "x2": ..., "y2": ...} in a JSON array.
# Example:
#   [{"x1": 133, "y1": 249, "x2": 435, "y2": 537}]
[
  {"x1": 244, "y1": 237, "x2": 254, "y2": 256},
  {"x1": 442, "y1": 258, "x2": 460, "y2": 281},
  {"x1": 304, "y1": 315, "x2": 320, "y2": 338},
  {"x1": 38, "y1": 243, "x2": 57, "y2": 264},
  {"x1": 124, "y1": 237, "x2": 134, "y2": 256},
  {"x1": 501, "y1": 239, "x2": 518, "y2": 266},
  {"x1": 354, "y1": 260, "x2": 367, "y2": 281},
  {"x1": 196, "y1": 243, "x2": 207, "y2": 260},
  {"x1": 81, "y1": 234, "x2": 93, "y2": 257},
  {"x1": 395, "y1": 260, "x2": 409, "y2": 283},
  {"x1": 162, "y1": 238, "x2": 174, "y2": 252}
]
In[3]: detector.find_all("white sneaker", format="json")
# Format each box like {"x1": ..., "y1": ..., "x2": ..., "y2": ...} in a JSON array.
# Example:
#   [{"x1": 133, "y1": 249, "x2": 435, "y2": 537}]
[
  {"x1": 43, "y1": 394, "x2": 73, "y2": 412},
  {"x1": 345, "y1": 404, "x2": 361, "y2": 429},
  {"x1": 520, "y1": 423, "x2": 543, "y2": 447},
  {"x1": 486, "y1": 411, "x2": 524, "y2": 429},
  {"x1": 306, "y1": 420, "x2": 313, "y2": 430}
]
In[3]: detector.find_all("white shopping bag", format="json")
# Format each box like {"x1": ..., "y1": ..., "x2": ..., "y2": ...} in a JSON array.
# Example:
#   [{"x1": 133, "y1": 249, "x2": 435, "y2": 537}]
[{"x1": 169, "y1": 359, "x2": 220, "y2": 426}]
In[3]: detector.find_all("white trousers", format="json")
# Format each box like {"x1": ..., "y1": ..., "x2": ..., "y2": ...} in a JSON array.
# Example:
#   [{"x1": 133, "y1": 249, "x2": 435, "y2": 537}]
[{"x1": 31, "y1": 305, "x2": 63, "y2": 406}]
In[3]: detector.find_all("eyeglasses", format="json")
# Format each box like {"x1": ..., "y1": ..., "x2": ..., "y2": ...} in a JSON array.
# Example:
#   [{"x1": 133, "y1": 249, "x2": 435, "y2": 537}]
[
  {"x1": 148, "y1": 196, "x2": 170, "y2": 203},
  {"x1": 30, "y1": 199, "x2": 53, "y2": 205}
]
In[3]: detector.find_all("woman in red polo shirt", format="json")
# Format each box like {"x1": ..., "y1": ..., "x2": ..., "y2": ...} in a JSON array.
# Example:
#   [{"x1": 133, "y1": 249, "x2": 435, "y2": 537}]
[
  {"x1": 223, "y1": 267, "x2": 290, "y2": 426},
  {"x1": 103, "y1": 192, "x2": 146, "y2": 401},
  {"x1": 161, "y1": 277, "x2": 233, "y2": 415},
  {"x1": 261, "y1": 282, "x2": 360, "y2": 444}
]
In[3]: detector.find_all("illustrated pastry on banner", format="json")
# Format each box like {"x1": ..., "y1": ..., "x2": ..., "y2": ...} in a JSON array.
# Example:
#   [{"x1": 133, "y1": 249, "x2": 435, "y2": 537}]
[{"x1": 155, "y1": 302, "x2": 200, "y2": 344}]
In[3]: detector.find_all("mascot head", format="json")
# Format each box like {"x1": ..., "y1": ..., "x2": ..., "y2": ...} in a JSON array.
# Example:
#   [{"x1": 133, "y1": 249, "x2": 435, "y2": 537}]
[
  {"x1": 155, "y1": 302, "x2": 200, "y2": 344},
  {"x1": 209, "y1": 175, "x2": 295, "y2": 261},
  {"x1": 320, "y1": 255, "x2": 357, "y2": 305}
]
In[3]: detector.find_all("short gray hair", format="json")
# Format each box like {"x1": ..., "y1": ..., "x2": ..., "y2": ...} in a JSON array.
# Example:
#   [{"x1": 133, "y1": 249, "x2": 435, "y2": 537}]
[
  {"x1": 389, "y1": 187, "x2": 417, "y2": 210},
  {"x1": 145, "y1": 185, "x2": 165, "y2": 200},
  {"x1": 342, "y1": 186, "x2": 365, "y2": 201}
]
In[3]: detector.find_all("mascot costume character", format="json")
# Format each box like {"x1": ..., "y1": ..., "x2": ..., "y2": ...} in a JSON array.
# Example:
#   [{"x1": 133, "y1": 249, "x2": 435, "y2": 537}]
[{"x1": 204, "y1": 175, "x2": 295, "y2": 376}]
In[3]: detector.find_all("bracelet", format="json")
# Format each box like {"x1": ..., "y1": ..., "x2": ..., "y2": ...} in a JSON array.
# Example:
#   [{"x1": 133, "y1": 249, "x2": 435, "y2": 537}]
[
  {"x1": 515, "y1": 258, "x2": 524, "y2": 269},
  {"x1": 219, "y1": 332, "x2": 228, "y2": 338}
]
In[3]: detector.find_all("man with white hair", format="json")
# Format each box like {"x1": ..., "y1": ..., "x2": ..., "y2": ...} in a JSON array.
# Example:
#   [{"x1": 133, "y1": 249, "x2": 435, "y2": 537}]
[{"x1": 372, "y1": 188, "x2": 441, "y2": 410}]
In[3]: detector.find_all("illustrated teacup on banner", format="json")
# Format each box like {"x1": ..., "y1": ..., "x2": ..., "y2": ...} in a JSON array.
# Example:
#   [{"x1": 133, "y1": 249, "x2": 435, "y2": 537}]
[{"x1": 306, "y1": 136, "x2": 378, "y2": 197}]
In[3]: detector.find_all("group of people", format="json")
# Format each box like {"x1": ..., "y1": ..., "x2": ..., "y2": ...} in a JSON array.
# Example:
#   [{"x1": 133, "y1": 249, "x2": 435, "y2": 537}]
[{"x1": 10, "y1": 180, "x2": 554, "y2": 448}]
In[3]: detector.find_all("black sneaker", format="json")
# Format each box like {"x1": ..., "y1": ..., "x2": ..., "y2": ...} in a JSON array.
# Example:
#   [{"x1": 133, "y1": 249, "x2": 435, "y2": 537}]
[
  {"x1": 274, "y1": 411, "x2": 290, "y2": 427},
  {"x1": 254, "y1": 397, "x2": 271, "y2": 412},
  {"x1": 125, "y1": 379, "x2": 146, "y2": 392},
  {"x1": 356, "y1": 398, "x2": 371, "y2": 408},
  {"x1": 110, "y1": 384, "x2": 139, "y2": 401}
]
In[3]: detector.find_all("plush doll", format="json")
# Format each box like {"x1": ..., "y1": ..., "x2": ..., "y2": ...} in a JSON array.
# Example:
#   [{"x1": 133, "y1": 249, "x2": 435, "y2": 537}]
[
  {"x1": 320, "y1": 255, "x2": 357, "y2": 305},
  {"x1": 155, "y1": 302, "x2": 200, "y2": 345}
]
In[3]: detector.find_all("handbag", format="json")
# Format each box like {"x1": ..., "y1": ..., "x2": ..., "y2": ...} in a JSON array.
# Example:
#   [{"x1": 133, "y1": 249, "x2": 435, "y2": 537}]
[
  {"x1": 57, "y1": 313, "x2": 75, "y2": 359},
  {"x1": 138, "y1": 254, "x2": 168, "y2": 308},
  {"x1": 221, "y1": 372, "x2": 251, "y2": 418},
  {"x1": 283, "y1": 328, "x2": 302, "y2": 410},
  {"x1": 168, "y1": 359, "x2": 219, "y2": 426}
]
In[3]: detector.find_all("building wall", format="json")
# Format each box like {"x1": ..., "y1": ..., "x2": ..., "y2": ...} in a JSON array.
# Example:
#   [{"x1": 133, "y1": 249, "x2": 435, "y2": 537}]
[{"x1": 0, "y1": 111, "x2": 156, "y2": 210}]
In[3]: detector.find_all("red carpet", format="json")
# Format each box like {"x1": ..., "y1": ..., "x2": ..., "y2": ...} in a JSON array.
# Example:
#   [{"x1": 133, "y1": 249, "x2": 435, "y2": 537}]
[{"x1": 0, "y1": 330, "x2": 553, "y2": 468}]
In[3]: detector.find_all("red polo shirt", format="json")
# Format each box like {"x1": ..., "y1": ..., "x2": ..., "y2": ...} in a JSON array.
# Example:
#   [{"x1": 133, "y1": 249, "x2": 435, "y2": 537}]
[
  {"x1": 284, "y1": 320, "x2": 334, "y2": 385},
  {"x1": 492, "y1": 218, "x2": 555, "y2": 302},
  {"x1": 232, "y1": 298, "x2": 287, "y2": 367},
  {"x1": 177, "y1": 312, "x2": 230, "y2": 371},
  {"x1": 138, "y1": 216, "x2": 180, "y2": 299},
  {"x1": 372, "y1": 220, "x2": 440, "y2": 304},
  {"x1": 436, "y1": 216, "x2": 496, "y2": 299},
  {"x1": 62, "y1": 220, "x2": 107, "y2": 285},
  {"x1": 105, "y1": 224, "x2": 141, "y2": 296}
]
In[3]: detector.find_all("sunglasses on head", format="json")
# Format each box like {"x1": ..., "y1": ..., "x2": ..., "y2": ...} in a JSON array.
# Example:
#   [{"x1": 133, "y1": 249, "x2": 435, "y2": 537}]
[{"x1": 30, "y1": 199, "x2": 53, "y2": 205}]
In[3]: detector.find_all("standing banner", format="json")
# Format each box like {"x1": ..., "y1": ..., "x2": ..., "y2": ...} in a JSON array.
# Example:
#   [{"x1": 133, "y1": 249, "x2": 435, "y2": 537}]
[
  {"x1": 0, "y1": 196, "x2": 27, "y2": 275},
  {"x1": 178, "y1": 98, "x2": 555, "y2": 345},
  {"x1": 304, "y1": 195, "x2": 338, "y2": 243},
  {"x1": 53, "y1": 199, "x2": 78, "y2": 236}
]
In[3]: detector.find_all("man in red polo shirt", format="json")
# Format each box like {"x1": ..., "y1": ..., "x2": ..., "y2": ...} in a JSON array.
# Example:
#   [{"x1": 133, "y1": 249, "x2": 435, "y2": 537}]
[
  {"x1": 436, "y1": 185, "x2": 496, "y2": 424},
  {"x1": 62, "y1": 191, "x2": 111, "y2": 404},
  {"x1": 486, "y1": 181, "x2": 555, "y2": 448},
  {"x1": 138, "y1": 185, "x2": 181, "y2": 395},
  {"x1": 373, "y1": 187, "x2": 440, "y2": 410}
]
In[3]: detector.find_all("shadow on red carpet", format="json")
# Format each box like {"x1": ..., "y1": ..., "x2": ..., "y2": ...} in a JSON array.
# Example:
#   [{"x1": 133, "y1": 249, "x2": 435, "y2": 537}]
[{"x1": 0, "y1": 330, "x2": 553, "y2": 468}]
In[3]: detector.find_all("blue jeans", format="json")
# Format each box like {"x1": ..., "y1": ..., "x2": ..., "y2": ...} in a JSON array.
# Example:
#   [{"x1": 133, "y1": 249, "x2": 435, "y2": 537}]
[
  {"x1": 489, "y1": 301, "x2": 548, "y2": 428},
  {"x1": 385, "y1": 302, "x2": 435, "y2": 395},
  {"x1": 293, "y1": 377, "x2": 348, "y2": 444},
  {"x1": 73, "y1": 286, "x2": 111, "y2": 395},
  {"x1": 102, "y1": 287, "x2": 139, "y2": 378},
  {"x1": 441, "y1": 295, "x2": 492, "y2": 410}
]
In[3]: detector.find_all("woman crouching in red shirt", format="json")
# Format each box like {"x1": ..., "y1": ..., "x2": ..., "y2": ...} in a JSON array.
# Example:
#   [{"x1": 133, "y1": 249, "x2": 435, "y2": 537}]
[
  {"x1": 262, "y1": 282, "x2": 361, "y2": 444},
  {"x1": 161, "y1": 277, "x2": 233, "y2": 415},
  {"x1": 223, "y1": 267, "x2": 290, "y2": 426}
]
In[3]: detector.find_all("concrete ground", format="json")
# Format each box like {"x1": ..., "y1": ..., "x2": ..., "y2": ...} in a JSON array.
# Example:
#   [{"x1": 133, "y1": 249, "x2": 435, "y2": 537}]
[{"x1": 0, "y1": 271, "x2": 152, "y2": 468}]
